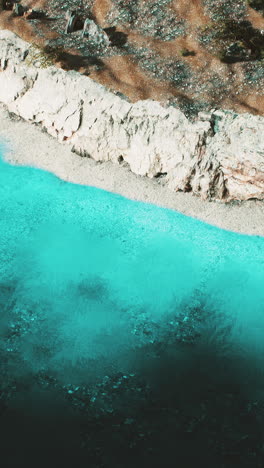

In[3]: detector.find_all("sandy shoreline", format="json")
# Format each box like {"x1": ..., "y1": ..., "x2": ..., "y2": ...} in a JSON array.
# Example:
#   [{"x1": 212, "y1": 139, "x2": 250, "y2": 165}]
[{"x1": 0, "y1": 104, "x2": 263, "y2": 237}]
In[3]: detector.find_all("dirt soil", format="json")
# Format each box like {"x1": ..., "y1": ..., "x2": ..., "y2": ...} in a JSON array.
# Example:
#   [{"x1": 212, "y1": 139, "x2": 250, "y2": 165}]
[{"x1": 1, "y1": 0, "x2": 264, "y2": 119}]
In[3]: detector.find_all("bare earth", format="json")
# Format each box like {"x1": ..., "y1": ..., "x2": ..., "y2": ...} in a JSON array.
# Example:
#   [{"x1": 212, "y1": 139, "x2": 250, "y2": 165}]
[
  {"x1": 0, "y1": 0, "x2": 263, "y2": 118},
  {"x1": 0, "y1": 104, "x2": 263, "y2": 237}
]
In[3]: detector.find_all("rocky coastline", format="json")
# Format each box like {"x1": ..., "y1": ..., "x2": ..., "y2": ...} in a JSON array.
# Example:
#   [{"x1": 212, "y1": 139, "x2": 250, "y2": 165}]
[{"x1": 0, "y1": 29, "x2": 264, "y2": 204}]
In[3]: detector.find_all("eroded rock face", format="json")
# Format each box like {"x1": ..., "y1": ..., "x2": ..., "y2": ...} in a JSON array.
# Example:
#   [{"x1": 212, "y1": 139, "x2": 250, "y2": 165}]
[
  {"x1": 0, "y1": 30, "x2": 263, "y2": 202},
  {"x1": 0, "y1": 29, "x2": 29, "y2": 69}
]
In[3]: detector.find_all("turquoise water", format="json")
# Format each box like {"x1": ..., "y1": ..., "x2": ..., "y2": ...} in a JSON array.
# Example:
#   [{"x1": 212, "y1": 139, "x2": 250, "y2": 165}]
[
  {"x1": 1, "y1": 143, "x2": 264, "y2": 466},
  {"x1": 1, "y1": 145, "x2": 264, "y2": 380}
]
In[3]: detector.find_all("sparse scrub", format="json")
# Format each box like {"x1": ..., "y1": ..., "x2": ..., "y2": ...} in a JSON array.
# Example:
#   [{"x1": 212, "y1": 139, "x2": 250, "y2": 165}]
[
  {"x1": 199, "y1": 20, "x2": 264, "y2": 61},
  {"x1": 216, "y1": 41, "x2": 251, "y2": 63},
  {"x1": 243, "y1": 59, "x2": 264, "y2": 85},
  {"x1": 247, "y1": 0, "x2": 264, "y2": 12},
  {"x1": 167, "y1": 96, "x2": 210, "y2": 121},
  {"x1": 107, "y1": 0, "x2": 186, "y2": 40},
  {"x1": 0, "y1": 0, "x2": 263, "y2": 128},
  {"x1": 203, "y1": 0, "x2": 247, "y2": 21},
  {"x1": 180, "y1": 48, "x2": 196, "y2": 57},
  {"x1": 141, "y1": 54, "x2": 191, "y2": 86},
  {"x1": 125, "y1": 42, "x2": 192, "y2": 87},
  {"x1": 25, "y1": 43, "x2": 64, "y2": 68}
]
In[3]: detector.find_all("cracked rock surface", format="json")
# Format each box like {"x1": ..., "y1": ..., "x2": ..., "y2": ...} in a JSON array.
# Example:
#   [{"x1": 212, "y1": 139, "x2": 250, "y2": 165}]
[{"x1": 0, "y1": 29, "x2": 264, "y2": 202}]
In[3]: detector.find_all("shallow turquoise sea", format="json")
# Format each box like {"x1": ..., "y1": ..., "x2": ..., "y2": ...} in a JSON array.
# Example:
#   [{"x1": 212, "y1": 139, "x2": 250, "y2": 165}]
[{"x1": 1, "y1": 143, "x2": 264, "y2": 466}]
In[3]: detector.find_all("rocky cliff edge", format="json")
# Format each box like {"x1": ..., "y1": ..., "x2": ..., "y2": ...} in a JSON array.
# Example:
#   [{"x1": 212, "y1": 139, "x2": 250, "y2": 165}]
[{"x1": 0, "y1": 29, "x2": 263, "y2": 202}]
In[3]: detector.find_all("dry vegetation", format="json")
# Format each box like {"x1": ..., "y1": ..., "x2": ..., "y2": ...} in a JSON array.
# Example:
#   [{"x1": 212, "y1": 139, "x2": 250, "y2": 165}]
[{"x1": 0, "y1": 0, "x2": 264, "y2": 119}]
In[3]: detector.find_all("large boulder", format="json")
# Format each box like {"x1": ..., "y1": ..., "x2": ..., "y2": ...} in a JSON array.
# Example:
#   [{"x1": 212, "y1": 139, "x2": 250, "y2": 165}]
[{"x1": 82, "y1": 19, "x2": 110, "y2": 48}]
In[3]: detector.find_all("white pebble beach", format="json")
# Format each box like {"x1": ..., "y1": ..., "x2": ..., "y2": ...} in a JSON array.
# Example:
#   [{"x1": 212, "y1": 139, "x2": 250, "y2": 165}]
[{"x1": 0, "y1": 103, "x2": 263, "y2": 237}]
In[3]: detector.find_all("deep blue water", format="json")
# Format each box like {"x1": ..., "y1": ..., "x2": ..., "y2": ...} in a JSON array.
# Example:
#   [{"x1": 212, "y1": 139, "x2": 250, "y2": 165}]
[{"x1": 1, "y1": 142, "x2": 264, "y2": 467}]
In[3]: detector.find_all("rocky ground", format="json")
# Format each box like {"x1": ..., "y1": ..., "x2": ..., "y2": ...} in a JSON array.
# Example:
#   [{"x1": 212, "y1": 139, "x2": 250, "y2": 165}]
[{"x1": 0, "y1": 0, "x2": 263, "y2": 119}]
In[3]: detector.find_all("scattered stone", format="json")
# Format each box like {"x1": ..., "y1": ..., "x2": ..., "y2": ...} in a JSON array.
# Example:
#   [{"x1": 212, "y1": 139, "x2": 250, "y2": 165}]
[
  {"x1": 13, "y1": 2, "x2": 23, "y2": 16},
  {"x1": 65, "y1": 10, "x2": 83, "y2": 34},
  {"x1": 107, "y1": 0, "x2": 186, "y2": 41},
  {"x1": 82, "y1": 19, "x2": 111, "y2": 48}
]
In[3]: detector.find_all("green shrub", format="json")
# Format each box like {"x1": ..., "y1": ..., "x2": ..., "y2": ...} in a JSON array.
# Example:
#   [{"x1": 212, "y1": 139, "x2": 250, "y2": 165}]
[
  {"x1": 199, "y1": 20, "x2": 264, "y2": 61},
  {"x1": 107, "y1": 0, "x2": 186, "y2": 41},
  {"x1": 246, "y1": 0, "x2": 264, "y2": 12},
  {"x1": 180, "y1": 48, "x2": 196, "y2": 57},
  {"x1": 25, "y1": 44, "x2": 64, "y2": 68},
  {"x1": 203, "y1": 0, "x2": 247, "y2": 22}
]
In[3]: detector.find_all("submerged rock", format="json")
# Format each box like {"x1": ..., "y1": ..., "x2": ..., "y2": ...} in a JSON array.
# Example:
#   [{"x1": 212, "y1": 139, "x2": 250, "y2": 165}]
[{"x1": 0, "y1": 29, "x2": 263, "y2": 202}]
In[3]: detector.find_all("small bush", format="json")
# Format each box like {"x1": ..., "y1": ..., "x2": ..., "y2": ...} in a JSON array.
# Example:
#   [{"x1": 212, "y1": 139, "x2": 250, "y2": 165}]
[
  {"x1": 25, "y1": 44, "x2": 64, "y2": 68},
  {"x1": 107, "y1": 0, "x2": 186, "y2": 41},
  {"x1": 203, "y1": 0, "x2": 247, "y2": 22},
  {"x1": 199, "y1": 20, "x2": 264, "y2": 61},
  {"x1": 180, "y1": 48, "x2": 196, "y2": 57},
  {"x1": 247, "y1": 0, "x2": 264, "y2": 12},
  {"x1": 217, "y1": 41, "x2": 251, "y2": 62}
]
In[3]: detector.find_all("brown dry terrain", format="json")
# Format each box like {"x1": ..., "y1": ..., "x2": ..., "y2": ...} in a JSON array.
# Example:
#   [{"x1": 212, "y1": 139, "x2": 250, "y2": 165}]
[{"x1": 1, "y1": 0, "x2": 264, "y2": 119}]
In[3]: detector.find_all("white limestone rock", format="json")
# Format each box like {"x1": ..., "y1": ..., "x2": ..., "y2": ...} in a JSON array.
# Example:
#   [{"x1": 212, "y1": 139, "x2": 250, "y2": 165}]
[
  {"x1": 0, "y1": 30, "x2": 30, "y2": 69},
  {"x1": 204, "y1": 111, "x2": 264, "y2": 200},
  {"x1": 0, "y1": 30, "x2": 263, "y2": 202}
]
